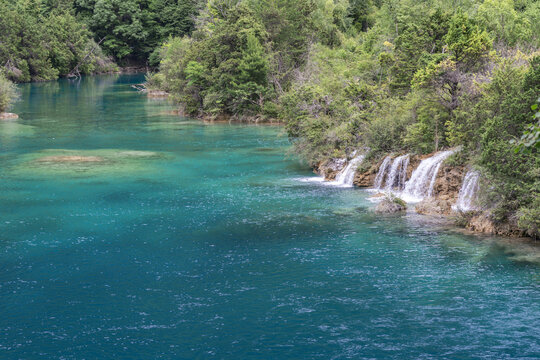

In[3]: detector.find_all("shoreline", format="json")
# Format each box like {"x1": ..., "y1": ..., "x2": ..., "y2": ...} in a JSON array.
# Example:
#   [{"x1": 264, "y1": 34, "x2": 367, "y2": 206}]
[{"x1": 314, "y1": 154, "x2": 539, "y2": 243}]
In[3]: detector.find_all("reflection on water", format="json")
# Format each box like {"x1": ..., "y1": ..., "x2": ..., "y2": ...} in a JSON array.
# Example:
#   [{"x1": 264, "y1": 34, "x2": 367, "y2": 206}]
[{"x1": 0, "y1": 74, "x2": 538, "y2": 360}]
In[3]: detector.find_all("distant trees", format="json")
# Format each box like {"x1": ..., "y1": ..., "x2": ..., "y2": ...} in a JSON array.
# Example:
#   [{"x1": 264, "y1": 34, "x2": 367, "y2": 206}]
[
  {"x1": 0, "y1": 0, "x2": 116, "y2": 82},
  {"x1": 73, "y1": 0, "x2": 201, "y2": 63},
  {"x1": 0, "y1": 0, "x2": 202, "y2": 81}
]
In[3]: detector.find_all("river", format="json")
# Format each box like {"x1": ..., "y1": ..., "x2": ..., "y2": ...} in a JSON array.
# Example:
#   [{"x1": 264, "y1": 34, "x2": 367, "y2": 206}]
[{"x1": 1, "y1": 74, "x2": 538, "y2": 359}]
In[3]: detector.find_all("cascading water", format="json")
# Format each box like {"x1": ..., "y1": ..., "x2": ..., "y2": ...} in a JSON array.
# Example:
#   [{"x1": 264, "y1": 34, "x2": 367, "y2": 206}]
[
  {"x1": 384, "y1": 154, "x2": 410, "y2": 191},
  {"x1": 332, "y1": 155, "x2": 365, "y2": 187},
  {"x1": 372, "y1": 154, "x2": 410, "y2": 192},
  {"x1": 373, "y1": 156, "x2": 392, "y2": 189},
  {"x1": 453, "y1": 170, "x2": 480, "y2": 212},
  {"x1": 402, "y1": 150, "x2": 455, "y2": 202}
]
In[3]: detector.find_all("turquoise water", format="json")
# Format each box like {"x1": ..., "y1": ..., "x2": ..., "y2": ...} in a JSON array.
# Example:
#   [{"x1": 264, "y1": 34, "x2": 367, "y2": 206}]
[{"x1": 1, "y1": 74, "x2": 539, "y2": 359}]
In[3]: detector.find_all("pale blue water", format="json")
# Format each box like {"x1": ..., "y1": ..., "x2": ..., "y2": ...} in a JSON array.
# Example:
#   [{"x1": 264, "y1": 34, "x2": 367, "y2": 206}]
[{"x1": 1, "y1": 74, "x2": 539, "y2": 359}]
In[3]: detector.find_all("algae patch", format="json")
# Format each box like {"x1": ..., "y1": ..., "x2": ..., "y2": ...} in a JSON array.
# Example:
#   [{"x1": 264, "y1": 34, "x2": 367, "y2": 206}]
[
  {"x1": 11, "y1": 149, "x2": 166, "y2": 178},
  {"x1": 0, "y1": 122, "x2": 35, "y2": 138}
]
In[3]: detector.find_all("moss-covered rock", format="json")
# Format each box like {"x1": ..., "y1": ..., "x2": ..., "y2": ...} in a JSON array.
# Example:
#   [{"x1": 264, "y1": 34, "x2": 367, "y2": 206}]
[{"x1": 374, "y1": 195, "x2": 407, "y2": 214}]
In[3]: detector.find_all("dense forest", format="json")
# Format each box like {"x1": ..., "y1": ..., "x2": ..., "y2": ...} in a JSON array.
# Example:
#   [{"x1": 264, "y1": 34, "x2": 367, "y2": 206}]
[
  {"x1": 0, "y1": 0, "x2": 202, "y2": 82},
  {"x1": 0, "y1": 0, "x2": 539, "y2": 237}
]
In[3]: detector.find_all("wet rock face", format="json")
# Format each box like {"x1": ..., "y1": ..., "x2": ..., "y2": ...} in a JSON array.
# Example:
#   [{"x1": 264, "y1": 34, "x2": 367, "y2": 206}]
[
  {"x1": 353, "y1": 160, "x2": 381, "y2": 187},
  {"x1": 432, "y1": 165, "x2": 465, "y2": 202},
  {"x1": 467, "y1": 213, "x2": 525, "y2": 237},
  {"x1": 317, "y1": 158, "x2": 346, "y2": 180},
  {"x1": 415, "y1": 198, "x2": 454, "y2": 217}
]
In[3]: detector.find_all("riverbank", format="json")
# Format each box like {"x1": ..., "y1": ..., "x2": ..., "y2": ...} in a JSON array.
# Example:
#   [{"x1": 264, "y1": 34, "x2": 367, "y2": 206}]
[
  {"x1": 315, "y1": 150, "x2": 539, "y2": 241},
  {"x1": 0, "y1": 112, "x2": 18, "y2": 120}
]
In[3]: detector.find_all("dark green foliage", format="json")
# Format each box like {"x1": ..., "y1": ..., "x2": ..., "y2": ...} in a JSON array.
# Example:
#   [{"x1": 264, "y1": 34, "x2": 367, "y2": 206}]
[
  {"x1": 74, "y1": 0, "x2": 200, "y2": 62},
  {"x1": 0, "y1": 0, "x2": 201, "y2": 81},
  {"x1": 0, "y1": 0, "x2": 116, "y2": 82}
]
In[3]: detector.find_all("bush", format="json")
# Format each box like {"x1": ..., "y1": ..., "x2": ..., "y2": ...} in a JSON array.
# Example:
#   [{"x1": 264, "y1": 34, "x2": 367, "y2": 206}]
[{"x1": 0, "y1": 73, "x2": 18, "y2": 113}]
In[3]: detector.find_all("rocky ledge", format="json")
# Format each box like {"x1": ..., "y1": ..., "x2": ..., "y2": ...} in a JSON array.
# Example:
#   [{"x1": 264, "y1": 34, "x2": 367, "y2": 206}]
[
  {"x1": 466, "y1": 213, "x2": 526, "y2": 238},
  {"x1": 415, "y1": 198, "x2": 454, "y2": 217},
  {"x1": 431, "y1": 164, "x2": 465, "y2": 202}
]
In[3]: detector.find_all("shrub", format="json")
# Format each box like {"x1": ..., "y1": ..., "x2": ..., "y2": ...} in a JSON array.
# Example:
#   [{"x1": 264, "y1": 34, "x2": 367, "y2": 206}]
[{"x1": 0, "y1": 73, "x2": 18, "y2": 113}]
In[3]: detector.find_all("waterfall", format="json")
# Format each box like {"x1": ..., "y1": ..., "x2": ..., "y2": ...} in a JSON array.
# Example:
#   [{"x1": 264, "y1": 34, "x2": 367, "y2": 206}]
[
  {"x1": 402, "y1": 150, "x2": 455, "y2": 202},
  {"x1": 384, "y1": 154, "x2": 410, "y2": 191},
  {"x1": 332, "y1": 155, "x2": 365, "y2": 187},
  {"x1": 373, "y1": 156, "x2": 392, "y2": 189},
  {"x1": 373, "y1": 154, "x2": 410, "y2": 192},
  {"x1": 453, "y1": 170, "x2": 480, "y2": 212}
]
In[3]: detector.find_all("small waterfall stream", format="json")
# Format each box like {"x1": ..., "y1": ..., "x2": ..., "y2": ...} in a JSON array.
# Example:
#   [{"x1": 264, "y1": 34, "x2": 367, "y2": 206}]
[
  {"x1": 373, "y1": 154, "x2": 410, "y2": 192},
  {"x1": 384, "y1": 154, "x2": 410, "y2": 191},
  {"x1": 332, "y1": 155, "x2": 365, "y2": 187},
  {"x1": 453, "y1": 170, "x2": 480, "y2": 211},
  {"x1": 373, "y1": 156, "x2": 392, "y2": 189},
  {"x1": 402, "y1": 150, "x2": 455, "y2": 202}
]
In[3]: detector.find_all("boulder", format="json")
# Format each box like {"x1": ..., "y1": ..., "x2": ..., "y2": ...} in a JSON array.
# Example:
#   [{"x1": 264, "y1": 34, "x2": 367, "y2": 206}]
[
  {"x1": 374, "y1": 196, "x2": 407, "y2": 214},
  {"x1": 147, "y1": 90, "x2": 169, "y2": 98}
]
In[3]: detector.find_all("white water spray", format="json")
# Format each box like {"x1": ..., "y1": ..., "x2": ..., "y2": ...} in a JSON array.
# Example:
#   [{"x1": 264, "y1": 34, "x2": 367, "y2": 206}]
[
  {"x1": 453, "y1": 170, "x2": 480, "y2": 212},
  {"x1": 373, "y1": 156, "x2": 392, "y2": 189},
  {"x1": 384, "y1": 154, "x2": 410, "y2": 191},
  {"x1": 402, "y1": 150, "x2": 455, "y2": 202},
  {"x1": 332, "y1": 155, "x2": 365, "y2": 187}
]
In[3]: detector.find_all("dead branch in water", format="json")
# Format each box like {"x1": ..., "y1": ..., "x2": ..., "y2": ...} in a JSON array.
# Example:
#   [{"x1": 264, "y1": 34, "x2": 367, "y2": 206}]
[{"x1": 68, "y1": 37, "x2": 105, "y2": 79}]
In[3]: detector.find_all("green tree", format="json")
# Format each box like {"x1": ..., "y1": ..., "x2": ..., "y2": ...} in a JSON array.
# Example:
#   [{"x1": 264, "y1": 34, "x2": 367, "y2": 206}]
[
  {"x1": 233, "y1": 32, "x2": 269, "y2": 113},
  {"x1": 444, "y1": 10, "x2": 492, "y2": 66}
]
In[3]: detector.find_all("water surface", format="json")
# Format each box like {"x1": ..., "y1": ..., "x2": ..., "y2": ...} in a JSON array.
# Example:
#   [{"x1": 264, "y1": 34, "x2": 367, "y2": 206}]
[{"x1": 1, "y1": 75, "x2": 538, "y2": 359}]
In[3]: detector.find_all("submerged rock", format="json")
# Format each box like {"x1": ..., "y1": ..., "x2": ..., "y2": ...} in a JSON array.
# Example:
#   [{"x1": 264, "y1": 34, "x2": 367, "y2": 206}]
[
  {"x1": 0, "y1": 112, "x2": 18, "y2": 120},
  {"x1": 12, "y1": 149, "x2": 166, "y2": 178},
  {"x1": 117, "y1": 150, "x2": 160, "y2": 158},
  {"x1": 37, "y1": 155, "x2": 105, "y2": 163},
  {"x1": 374, "y1": 196, "x2": 407, "y2": 214}
]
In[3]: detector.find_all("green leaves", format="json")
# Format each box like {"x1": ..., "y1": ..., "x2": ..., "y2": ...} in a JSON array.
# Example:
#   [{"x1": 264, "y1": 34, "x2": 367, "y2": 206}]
[
  {"x1": 512, "y1": 98, "x2": 540, "y2": 153},
  {"x1": 444, "y1": 10, "x2": 492, "y2": 66}
]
